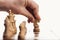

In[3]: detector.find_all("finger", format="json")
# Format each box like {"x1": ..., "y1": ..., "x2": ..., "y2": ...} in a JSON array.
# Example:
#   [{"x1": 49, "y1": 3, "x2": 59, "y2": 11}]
[
  {"x1": 0, "y1": 1, "x2": 11, "y2": 11},
  {"x1": 26, "y1": 6, "x2": 35, "y2": 23},
  {"x1": 10, "y1": 5, "x2": 35, "y2": 22},
  {"x1": 27, "y1": 0, "x2": 41, "y2": 22}
]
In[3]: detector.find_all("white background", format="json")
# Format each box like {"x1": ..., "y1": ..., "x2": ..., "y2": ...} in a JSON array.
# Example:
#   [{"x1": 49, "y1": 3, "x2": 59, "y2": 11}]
[{"x1": 0, "y1": 0, "x2": 60, "y2": 40}]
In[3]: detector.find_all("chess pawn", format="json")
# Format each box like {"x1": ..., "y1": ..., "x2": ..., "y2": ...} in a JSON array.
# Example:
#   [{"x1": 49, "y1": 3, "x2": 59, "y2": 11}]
[
  {"x1": 33, "y1": 19, "x2": 40, "y2": 34},
  {"x1": 18, "y1": 21, "x2": 27, "y2": 40},
  {"x1": 3, "y1": 10, "x2": 17, "y2": 39}
]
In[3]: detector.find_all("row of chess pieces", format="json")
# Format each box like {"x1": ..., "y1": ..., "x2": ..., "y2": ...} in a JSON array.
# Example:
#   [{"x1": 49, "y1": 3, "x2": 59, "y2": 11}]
[{"x1": 3, "y1": 10, "x2": 40, "y2": 40}]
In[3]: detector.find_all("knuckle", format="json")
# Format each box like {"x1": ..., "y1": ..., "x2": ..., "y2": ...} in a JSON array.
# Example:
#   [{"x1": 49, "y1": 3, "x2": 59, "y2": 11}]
[
  {"x1": 34, "y1": 4, "x2": 39, "y2": 10},
  {"x1": 36, "y1": 4, "x2": 39, "y2": 9}
]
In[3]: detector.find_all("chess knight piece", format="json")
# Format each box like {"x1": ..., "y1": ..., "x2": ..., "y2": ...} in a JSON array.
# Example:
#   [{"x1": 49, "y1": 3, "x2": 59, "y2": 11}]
[
  {"x1": 3, "y1": 10, "x2": 17, "y2": 39},
  {"x1": 33, "y1": 19, "x2": 40, "y2": 34},
  {"x1": 18, "y1": 21, "x2": 27, "y2": 40}
]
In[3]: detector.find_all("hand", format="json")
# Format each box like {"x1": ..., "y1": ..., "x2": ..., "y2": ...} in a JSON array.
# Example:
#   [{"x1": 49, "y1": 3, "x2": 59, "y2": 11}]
[{"x1": 0, "y1": 0, "x2": 41, "y2": 23}]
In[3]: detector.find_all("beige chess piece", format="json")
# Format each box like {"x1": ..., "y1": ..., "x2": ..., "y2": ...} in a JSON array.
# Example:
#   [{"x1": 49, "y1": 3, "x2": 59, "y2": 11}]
[
  {"x1": 33, "y1": 19, "x2": 40, "y2": 34},
  {"x1": 18, "y1": 21, "x2": 27, "y2": 40},
  {"x1": 3, "y1": 10, "x2": 17, "y2": 39}
]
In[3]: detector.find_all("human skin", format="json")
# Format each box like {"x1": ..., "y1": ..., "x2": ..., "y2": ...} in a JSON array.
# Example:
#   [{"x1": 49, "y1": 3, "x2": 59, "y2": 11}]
[{"x1": 0, "y1": 0, "x2": 41, "y2": 23}]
